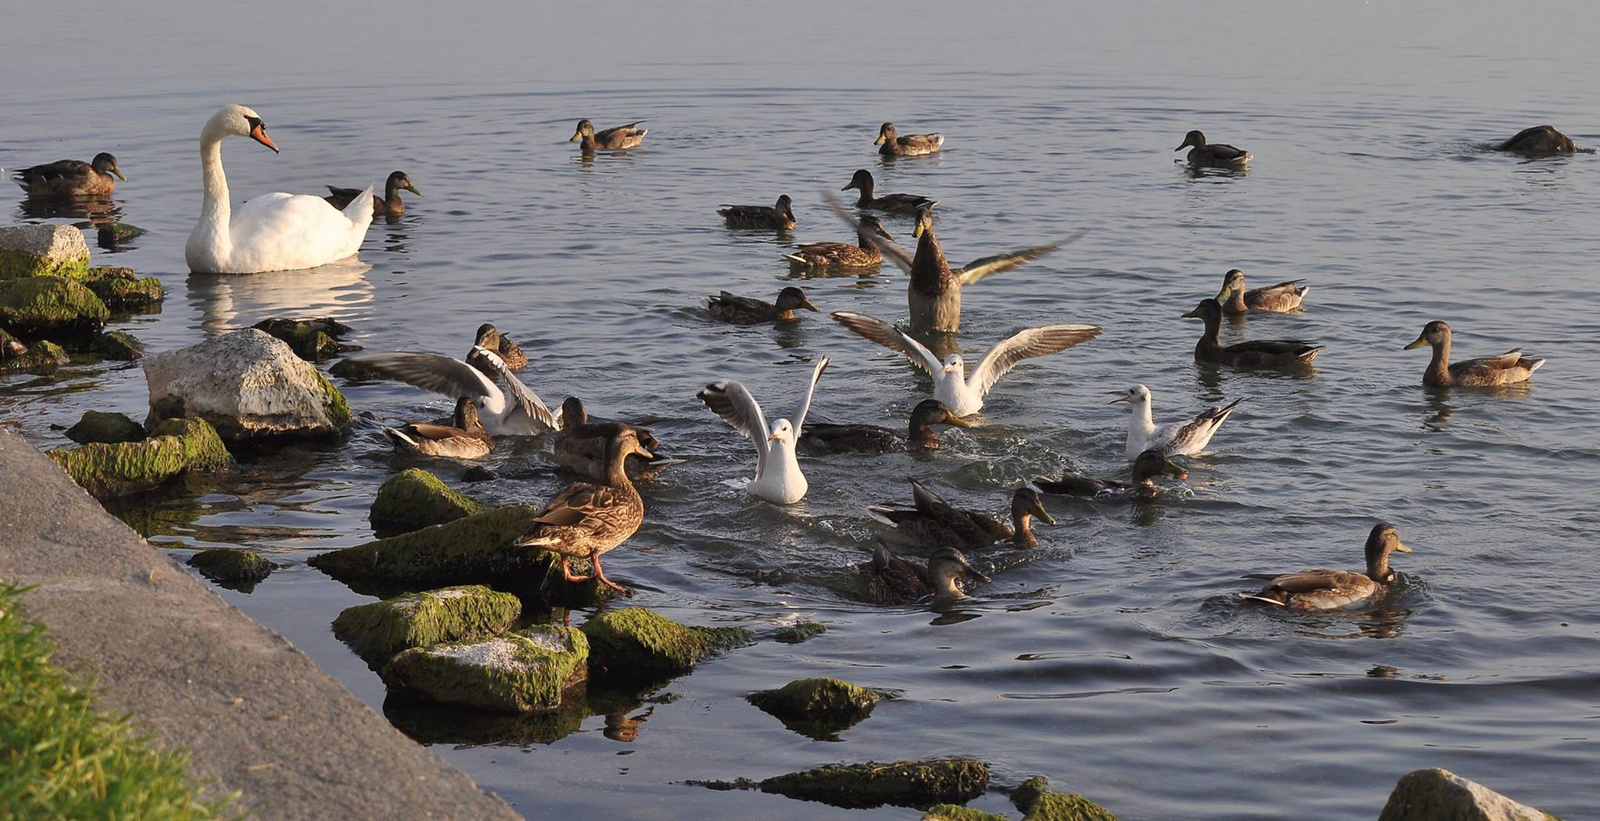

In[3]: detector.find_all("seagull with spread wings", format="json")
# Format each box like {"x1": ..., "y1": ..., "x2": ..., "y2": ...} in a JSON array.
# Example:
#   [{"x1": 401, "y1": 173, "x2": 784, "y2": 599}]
[
  {"x1": 831, "y1": 311, "x2": 1101, "y2": 417},
  {"x1": 697, "y1": 358, "x2": 829, "y2": 505},
  {"x1": 343, "y1": 345, "x2": 558, "y2": 437}
]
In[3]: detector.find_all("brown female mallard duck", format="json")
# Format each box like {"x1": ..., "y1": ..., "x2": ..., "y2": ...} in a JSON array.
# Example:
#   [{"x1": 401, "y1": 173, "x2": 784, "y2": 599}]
[
  {"x1": 1216, "y1": 269, "x2": 1308, "y2": 314},
  {"x1": 799, "y1": 399, "x2": 971, "y2": 454},
  {"x1": 875, "y1": 123, "x2": 944, "y2": 157},
  {"x1": 1034, "y1": 449, "x2": 1188, "y2": 501},
  {"x1": 1240, "y1": 523, "x2": 1412, "y2": 612},
  {"x1": 841, "y1": 169, "x2": 936, "y2": 213},
  {"x1": 1404, "y1": 321, "x2": 1545, "y2": 387},
  {"x1": 326, "y1": 170, "x2": 420, "y2": 217},
  {"x1": 473, "y1": 323, "x2": 526, "y2": 371},
  {"x1": 858, "y1": 541, "x2": 989, "y2": 606},
  {"x1": 516, "y1": 426, "x2": 653, "y2": 591},
  {"x1": 869, "y1": 481, "x2": 1055, "y2": 550},
  {"x1": 554, "y1": 396, "x2": 677, "y2": 480},
  {"x1": 384, "y1": 397, "x2": 493, "y2": 459},
  {"x1": 1176, "y1": 130, "x2": 1252, "y2": 166},
  {"x1": 719, "y1": 195, "x2": 796, "y2": 230},
  {"x1": 1182, "y1": 299, "x2": 1323, "y2": 367},
  {"x1": 783, "y1": 215, "x2": 895, "y2": 272},
  {"x1": 570, "y1": 119, "x2": 647, "y2": 151},
  {"x1": 1495, "y1": 125, "x2": 1577, "y2": 154},
  {"x1": 15, "y1": 152, "x2": 125, "y2": 198},
  {"x1": 708, "y1": 286, "x2": 817, "y2": 324}
]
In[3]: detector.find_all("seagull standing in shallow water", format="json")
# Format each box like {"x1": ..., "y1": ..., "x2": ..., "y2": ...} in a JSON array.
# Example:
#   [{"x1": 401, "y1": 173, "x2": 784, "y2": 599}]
[
  {"x1": 1111, "y1": 384, "x2": 1243, "y2": 461},
  {"x1": 698, "y1": 358, "x2": 829, "y2": 505}
]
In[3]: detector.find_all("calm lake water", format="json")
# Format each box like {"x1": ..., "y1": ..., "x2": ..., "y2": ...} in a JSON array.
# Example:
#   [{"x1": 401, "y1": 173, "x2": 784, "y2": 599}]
[{"x1": 5, "y1": 2, "x2": 1599, "y2": 818}]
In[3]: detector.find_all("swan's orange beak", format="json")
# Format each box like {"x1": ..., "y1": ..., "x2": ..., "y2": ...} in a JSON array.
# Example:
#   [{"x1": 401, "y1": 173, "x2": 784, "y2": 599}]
[{"x1": 251, "y1": 124, "x2": 279, "y2": 153}]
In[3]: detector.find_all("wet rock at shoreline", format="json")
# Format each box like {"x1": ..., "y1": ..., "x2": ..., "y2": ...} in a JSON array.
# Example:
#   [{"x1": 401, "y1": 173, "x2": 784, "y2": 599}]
[
  {"x1": 773, "y1": 621, "x2": 826, "y2": 644},
  {"x1": 461, "y1": 465, "x2": 496, "y2": 483},
  {"x1": 0, "y1": 338, "x2": 70, "y2": 375},
  {"x1": 65, "y1": 410, "x2": 146, "y2": 445},
  {"x1": 48, "y1": 417, "x2": 232, "y2": 499},
  {"x1": 698, "y1": 758, "x2": 990, "y2": 810},
  {"x1": 144, "y1": 329, "x2": 352, "y2": 441},
  {"x1": 370, "y1": 468, "x2": 488, "y2": 532},
  {"x1": 0, "y1": 225, "x2": 90, "y2": 280},
  {"x1": 329, "y1": 355, "x2": 384, "y2": 381},
  {"x1": 83, "y1": 266, "x2": 163, "y2": 310},
  {"x1": 93, "y1": 330, "x2": 145, "y2": 361},
  {"x1": 253, "y1": 317, "x2": 356, "y2": 363},
  {"x1": 747, "y1": 677, "x2": 887, "y2": 740},
  {"x1": 96, "y1": 222, "x2": 148, "y2": 248},
  {"x1": 310, "y1": 504, "x2": 552, "y2": 584},
  {"x1": 924, "y1": 806, "x2": 1009, "y2": 821},
  {"x1": 1378, "y1": 768, "x2": 1560, "y2": 821},
  {"x1": 0, "y1": 276, "x2": 109, "y2": 337},
  {"x1": 333, "y1": 584, "x2": 521, "y2": 668},
  {"x1": 187, "y1": 548, "x2": 275, "y2": 588},
  {"x1": 381, "y1": 625, "x2": 588, "y2": 713},
  {"x1": 581, "y1": 608, "x2": 754, "y2": 682},
  {"x1": 1010, "y1": 777, "x2": 1119, "y2": 821}
]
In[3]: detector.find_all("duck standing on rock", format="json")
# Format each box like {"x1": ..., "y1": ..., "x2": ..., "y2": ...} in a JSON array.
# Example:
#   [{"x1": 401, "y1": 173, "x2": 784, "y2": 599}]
[
  {"x1": 1240, "y1": 523, "x2": 1412, "y2": 612},
  {"x1": 326, "y1": 170, "x2": 420, "y2": 218},
  {"x1": 783, "y1": 215, "x2": 896, "y2": 273},
  {"x1": 570, "y1": 119, "x2": 647, "y2": 152},
  {"x1": 869, "y1": 481, "x2": 1055, "y2": 550},
  {"x1": 1111, "y1": 384, "x2": 1243, "y2": 460},
  {"x1": 719, "y1": 195, "x2": 796, "y2": 230},
  {"x1": 875, "y1": 123, "x2": 944, "y2": 157},
  {"x1": 698, "y1": 358, "x2": 829, "y2": 505},
  {"x1": 708, "y1": 287, "x2": 818, "y2": 324},
  {"x1": 1176, "y1": 130, "x2": 1252, "y2": 167},
  {"x1": 841, "y1": 169, "x2": 936, "y2": 213},
  {"x1": 1034, "y1": 449, "x2": 1189, "y2": 500},
  {"x1": 1404, "y1": 321, "x2": 1545, "y2": 387},
  {"x1": 858, "y1": 541, "x2": 989, "y2": 606},
  {"x1": 517, "y1": 426, "x2": 655, "y2": 591},
  {"x1": 1181, "y1": 299, "x2": 1323, "y2": 368},
  {"x1": 799, "y1": 399, "x2": 971, "y2": 454},
  {"x1": 14, "y1": 152, "x2": 125, "y2": 199},
  {"x1": 384, "y1": 396, "x2": 492, "y2": 459},
  {"x1": 1215, "y1": 269, "x2": 1308, "y2": 314}
]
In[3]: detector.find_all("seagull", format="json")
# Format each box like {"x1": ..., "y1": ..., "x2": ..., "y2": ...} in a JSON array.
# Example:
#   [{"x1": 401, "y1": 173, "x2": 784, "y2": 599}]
[
  {"x1": 1110, "y1": 384, "x2": 1243, "y2": 461},
  {"x1": 831, "y1": 311, "x2": 1101, "y2": 417},
  {"x1": 343, "y1": 345, "x2": 558, "y2": 436},
  {"x1": 697, "y1": 358, "x2": 829, "y2": 505}
]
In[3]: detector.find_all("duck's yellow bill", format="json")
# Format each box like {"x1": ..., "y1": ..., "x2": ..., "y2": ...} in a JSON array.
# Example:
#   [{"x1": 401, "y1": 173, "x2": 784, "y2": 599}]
[
  {"x1": 874, "y1": 135, "x2": 886, "y2": 145},
  {"x1": 1404, "y1": 337, "x2": 1428, "y2": 350},
  {"x1": 1394, "y1": 542, "x2": 1413, "y2": 553}
]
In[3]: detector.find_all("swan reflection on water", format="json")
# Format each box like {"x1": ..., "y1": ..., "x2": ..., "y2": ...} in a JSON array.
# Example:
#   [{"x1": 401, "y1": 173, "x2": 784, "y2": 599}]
[{"x1": 186, "y1": 257, "x2": 374, "y2": 334}]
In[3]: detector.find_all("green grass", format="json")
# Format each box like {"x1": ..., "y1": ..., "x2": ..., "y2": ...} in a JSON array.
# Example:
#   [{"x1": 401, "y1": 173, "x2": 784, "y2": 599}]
[{"x1": 0, "y1": 583, "x2": 235, "y2": 820}]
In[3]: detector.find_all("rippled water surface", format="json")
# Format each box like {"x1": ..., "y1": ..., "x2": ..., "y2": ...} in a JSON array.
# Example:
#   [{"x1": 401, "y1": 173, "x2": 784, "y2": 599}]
[{"x1": 5, "y1": 2, "x2": 1600, "y2": 818}]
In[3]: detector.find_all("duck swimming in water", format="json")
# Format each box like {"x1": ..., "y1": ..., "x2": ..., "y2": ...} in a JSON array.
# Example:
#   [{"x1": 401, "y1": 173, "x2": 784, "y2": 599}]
[
  {"x1": 697, "y1": 358, "x2": 829, "y2": 505},
  {"x1": 570, "y1": 119, "x2": 647, "y2": 151},
  {"x1": 326, "y1": 170, "x2": 419, "y2": 218},
  {"x1": 473, "y1": 323, "x2": 527, "y2": 371},
  {"x1": 1181, "y1": 299, "x2": 1323, "y2": 368},
  {"x1": 1111, "y1": 384, "x2": 1243, "y2": 461},
  {"x1": 1240, "y1": 523, "x2": 1412, "y2": 612},
  {"x1": 14, "y1": 152, "x2": 125, "y2": 199},
  {"x1": 840, "y1": 169, "x2": 936, "y2": 213},
  {"x1": 1404, "y1": 321, "x2": 1545, "y2": 387},
  {"x1": 1034, "y1": 449, "x2": 1188, "y2": 500},
  {"x1": 719, "y1": 195, "x2": 796, "y2": 230},
  {"x1": 1215, "y1": 269, "x2": 1308, "y2": 315},
  {"x1": 708, "y1": 286, "x2": 818, "y2": 324},
  {"x1": 869, "y1": 481, "x2": 1055, "y2": 550},
  {"x1": 554, "y1": 396, "x2": 676, "y2": 481},
  {"x1": 516, "y1": 426, "x2": 654, "y2": 591},
  {"x1": 1494, "y1": 125, "x2": 1577, "y2": 155},
  {"x1": 783, "y1": 215, "x2": 896, "y2": 273},
  {"x1": 858, "y1": 541, "x2": 988, "y2": 606},
  {"x1": 384, "y1": 396, "x2": 492, "y2": 459},
  {"x1": 799, "y1": 399, "x2": 972, "y2": 454},
  {"x1": 875, "y1": 122, "x2": 944, "y2": 157},
  {"x1": 1176, "y1": 130, "x2": 1252, "y2": 167}
]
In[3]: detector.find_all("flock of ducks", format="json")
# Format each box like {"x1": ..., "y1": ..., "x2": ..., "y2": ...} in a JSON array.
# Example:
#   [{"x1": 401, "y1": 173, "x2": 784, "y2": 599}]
[{"x1": 12, "y1": 105, "x2": 1571, "y2": 612}]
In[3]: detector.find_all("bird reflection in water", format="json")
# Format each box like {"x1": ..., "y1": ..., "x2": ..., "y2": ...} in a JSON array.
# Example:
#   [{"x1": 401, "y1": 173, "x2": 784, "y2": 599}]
[{"x1": 603, "y1": 706, "x2": 654, "y2": 742}]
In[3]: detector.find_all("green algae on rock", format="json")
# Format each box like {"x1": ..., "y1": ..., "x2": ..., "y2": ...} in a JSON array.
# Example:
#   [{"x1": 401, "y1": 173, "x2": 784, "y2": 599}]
[
  {"x1": 581, "y1": 608, "x2": 755, "y2": 682},
  {"x1": 48, "y1": 417, "x2": 232, "y2": 499},
  {"x1": 0, "y1": 338, "x2": 70, "y2": 375},
  {"x1": 0, "y1": 225, "x2": 90, "y2": 280},
  {"x1": 81, "y1": 267, "x2": 163, "y2": 310},
  {"x1": 1378, "y1": 768, "x2": 1561, "y2": 821},
  {"x1": 1010, "y1": 777, "x2": 1119, "y2": 821},
  {"x1": 924, "y1": 805, "x2": 1010, "y2": 821},
  {"x1": 93, "y1": 330, "x2": 145, "y2": 361},
  {"x1": 773, "y1": 621, "x2": 827, "y2": 644},
  {"x1": 187, "y1": 548, "x2": 274, "y2": 586},
  {"x1": 746, "y1": 677, "x2": 887, "y2": 739},
  {"x1": 371, "y1": 469, "x2": 488, "y2": 532},
  {"x1": 333, "y1": 585, "x2": 521, "y2": 667},
  {"x1": 309, "y1": 504, "x2": 553, "y2": 583},
  {"x1": 0, "y1": 276, "x2": 109, "y2": 336},
  {"x1": 96, "y1": 222, "x2": 148, "y2": 247},
  {"x1": 253, "y1": 317, "x2": 355, "y2": 363},
  {"x1": 65, "y1": 410, "x2": 147, "y2": 445},
  {"x1": 381, "y1": 625, "x2": 588, "y2": 713},
  {"x1": 702, "y1": 758, "x2": 990, "y2": 810}
]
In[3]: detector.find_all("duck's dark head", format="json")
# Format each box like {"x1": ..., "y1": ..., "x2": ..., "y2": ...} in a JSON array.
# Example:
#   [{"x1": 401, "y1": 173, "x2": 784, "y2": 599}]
[
  {"x1": 1215, "y1": 268, "x2": 1246, "y2": 300},
  {"x1": 1176, "y1": 130, "x2": 1206, "y2": 151},
  {"x1": 1364, "y1": 522, "x2": 1411, "y2": 580},
  {"x1": 1405, "y1": 320, "x2": 1452, "y2": 351},
  {"x1": 605, "y1": 425, "x2": 655, "y2": 464},
  {"x1": 858, "y1": 214, "x2": 894, "y2": 241},
  {"x1": 91, "y1": 153, "x2": 126, "y2": 181},
  {"x1": 775, "y1": 286, "x2": 817, "y2": 313},
  {"x1": 570, "y1": 119, "x2": 595, "y2": 141},
  {"x1": 928, "y1": 547, "x2": 990, "y2": 596},
  {"x1": 388, "y1": 170, "x2": 421, "y2": 197},
  {"x1": 843, "y1": 169, "x2": 874, "y2": 192},
  {"x1": 560, "y1": 396, "x2": 587, "y2": 429},
  {"x1": 912, "y1": 204, "x2": 936, "y2": 239},
  {"x1": 775, "y1": 194, "x2": 795, "y2": 220},
  {"x1": 454, "y1": 396, "x2": 482, "y2": 430},
  {"x1": 1131, "y1": 449, "x2": 1188, "y2": 483},
  {"x1": 875, "y1": 122, "x2": 897, "y2": 145},
  {"x1": 474, "y1": 323, "x2": 502, "y2": 348},
  {"x1": 1180, "y1": 298, "x2": 1224, "y2": 325},
  {"x1": 1013, "y1": 484, "x2": 1056, "y2": 524}
]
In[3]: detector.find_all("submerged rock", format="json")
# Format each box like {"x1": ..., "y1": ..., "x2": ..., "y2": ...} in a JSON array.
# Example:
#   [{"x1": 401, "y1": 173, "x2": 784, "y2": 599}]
[
  {"x1": 750, "y1": 758, "x2": 988, "y2": 810},
  {"x1": 924, "y1": 806, "x2": 1010, "y2": 821},
  {"x1": 65, "y1": 410, "x2": 146, "y2": 445},
  {"x1": 328, "y1": 355, "x2": 384, "y2": 381},
  {"x1": 96, "y1": 222, "x2": 148, "y2": 248},
  {"x1": 746, "y1": 678, "x2": 887, "y2": 739},
  {"x1": 93, "y1": 330, "x2": 145, "y2": 361},
  {"x1": 384, "y1": 691, "x2": 587, "y2": 747},
  {"x1": 333, "y1": 585, "x2": 521, "y2": 667},
  {"x1": 0, "y1": 338, "x2": 70, "y2": 375},
  {"x1": 581, "y1": 608, "x2": 754, "y2": 682},
  {"x1": 1378, "y1": 768, "x2": 1560, "y2": 821},
  {"x1": 370, "y1": 468, "x2": 488, "y2": 532},
  {"x1": 310, "y1": 504, "x2": 550, "y2": 583},
  {"x1": 381, "y1": 625, "x2": 588, "y2": 713},
  {"x1": 144, "y1": 328, "x2": 352, "y2": 441},
  {"x1": 253, "y1": 317, "x2": 355, "y2": 363},
  {"x1": 82, "y1": 266, "x2": 163, "y2": 309},
  {"x1": 187, "y1": 548, "x2": 274, "y2": 585},
  {"x1": 0, "y1": 276, "x2": 109, "y2": 336},
  {"x1": 773, "y1": 621, "x2": 827, "y2": 644},
  {"x1": 1011, "y1": 777, "x2": 1119, "y2": 821},
  {"x1": 48, "y1": 417, "x2": 232, "y2": 499},
  {"x1": 0, "y1": 225, "x2": 90, "y2": 280}
]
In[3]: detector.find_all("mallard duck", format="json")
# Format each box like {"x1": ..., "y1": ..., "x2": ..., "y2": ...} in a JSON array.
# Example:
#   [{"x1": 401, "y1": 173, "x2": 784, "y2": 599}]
[
  {"x1": 516, "y1": 426, "x2": 654, "y2": 591},
  {"x1": 1111, "y1": 385, "x2": 1243, "y2": 461},
  {"x1": 799, "y1": 399, "x2": 971, "y2": 454},
  {"x1": 1216, "y1": 269, "x2": 1308, "y2": 314},
  {"x1": 554, "y1": 396, "x2": 678, "y2": 480},
  {"x1": 875, "y1": 123, "x2": 944, "y2": 157},
  {"x1": 859, "y1": 541, "x2": 989, "y2": 606},
  {"x1": 1404, "y1": 321, "x2": 1545, "y2": 387},
  {"x1": 14, "y1": 152, "x2": 125, "y2": 199},
  {"x1": 832, "y1": 311, "x2": 1101, "y2": 416},
  {"x1": 782, "y1": 215, "x2": 895, "y2": 272},
  {"x1": 708, "y1": 287, "x2": 818, "y2": 324},
  {"x1": 841, "y1": 169, "x2": 936, "y2": 213},
  {"x1": 384, "y1": 396, "x2": 492, "y2": 459},
  {"x1": 1495, "y1": 125, "x2": 1577, "y2": 154},
  {"x1": 344, "y1": 345, "x2": 558, "y2": 436},
  {"x1": 869, "y1": 481, "x2": 1055, "y2": 550},
  {"x1": 698, "y1": 358, "x2": 829, "y2": 505},
  {"x1": 473, "y1": 323, "x2": 526, "y2": 371},
  {"x1": 570, "y1": 119, "x2": 647, "y2": 151},
  {"x1": 1181, "y1": 299, "x2": 1323, "y2": 368},
  {"x1": 719, "y1": 195, "x2": 796, "y2": 230},
  {"x1": 1240, "y1": 523, "x2": 1412, "y2": 612},
  {"x1": 1035, "y1": 449, "x2": 1188, "y2": 500},
  {"x1": 1176, "y1": 130, "x2": 1252, "y2": 166},
  {"x1": 326, "y1": 170, "x2": 419, "y2": 217}
]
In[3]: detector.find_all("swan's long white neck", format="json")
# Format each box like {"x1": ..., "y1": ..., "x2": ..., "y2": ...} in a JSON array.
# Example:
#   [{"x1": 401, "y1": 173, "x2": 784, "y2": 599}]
[{"x1": 195, "y1": 125, "x2": 233, "y2": 263}]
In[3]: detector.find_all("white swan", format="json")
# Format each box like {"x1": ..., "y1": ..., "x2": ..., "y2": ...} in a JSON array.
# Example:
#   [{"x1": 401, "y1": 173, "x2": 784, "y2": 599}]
[
  {"x1": 698, "y1": 358, "x2": 829, "y2": 505},
  {"x1": 186, "y1": 104, "x2": 374, "y2": 274},
  {"x1": 1111, "y1": 384, "x2": 1243, "y2": 460}
]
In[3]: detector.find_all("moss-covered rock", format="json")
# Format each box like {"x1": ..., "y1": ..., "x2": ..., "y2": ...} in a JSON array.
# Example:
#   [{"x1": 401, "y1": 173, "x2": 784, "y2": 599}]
[
  {"x1": 329, "y1": 355, "x2": 384, "y2": 381},
  {"x1": 253, "y1": 317, "x2": 354, "y2": 362},
  {"x1": 756, "y1": 758, "x2": 989, "y2": 810},
  {"x1": 309, "y1": 504, "x2": 551, "y2": 583},
  {"x1": 1378, "y1": 768, "x2": 1561, "y2": 821},
  {"x1": 381, "y1": 625, "x2": 588, "y2": 713},
  {"x1": 924, "y1": 805, "x2": 1009, "y2": 821},
  {"x1": 370, "y1": 469, "x2": 488, "y2": 532},
  {"x1": 581, "y1": 608, "x2": 754, "y2": 682},
  {"x1": 65, "y1": 410, "x2": 146, "y2": 445},
  {"x1": 0, "y1": 339, "x2": 70, "y2": 375},
  {"x1": 1010, "y1": 777, "x2": 1119, "y2": 821},
  {"x1": 48, "y1": 417, "x2": 232, "y2": 499},
  {"x1": 0, "y1": 276, "x2": 109, "y2": 336},
  {"x1": 187, "y1": 549, "x2": 274, "y2": 585},
  {"x1": 82, "y1": 267, "x2": 163, "y2": 309},
  {"x1": 747, "y1": 678, "x2": 886, "y2": 739},
  {"x1": 93, "y1": 330, "x2": 144, "y2": 361},
  {"x1": 0, "y1": 225, "x2": 90, "y2": 280},
  {"x1": 332, "y1": 585, "x2": 521, "y2": 668},
  {"x1": 773, "y1": 621, "x2": 827, "y2": 644},
  {"x1": 96, "y1": 222, "x2": 148, "y2": 248}
]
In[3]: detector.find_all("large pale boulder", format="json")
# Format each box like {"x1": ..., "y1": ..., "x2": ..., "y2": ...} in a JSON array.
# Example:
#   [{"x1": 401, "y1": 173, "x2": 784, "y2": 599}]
[
  {"x1": 143, "y1": 329, "x2": 351, "y2": 440},
  {"x1": 0, "y1": 225, "x2": 90, "y2": 280},
  {"x1": 1379, "y1": 768, "x2": 1560, "y2": 821}
]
